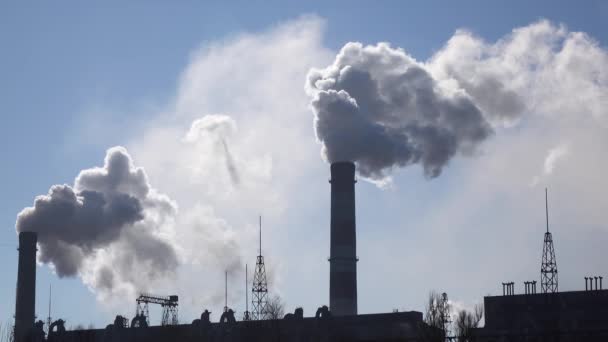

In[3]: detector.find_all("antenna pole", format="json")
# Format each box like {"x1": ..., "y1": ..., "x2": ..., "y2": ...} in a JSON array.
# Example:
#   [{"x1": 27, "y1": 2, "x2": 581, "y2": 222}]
[
  {"x1": 242, "y1": 263, "x2": 252, "y2": 321},
  {"x1": 47, "y1": 284, "x2": 52, "y2": 330},
  {"x1": 259, "y1": 215, "x2": 262, "y2": 256},
  {"x1": 545, "y1": 188, "x2": 549, "y2": 233},
  {"x1": 225, "y1": 270, "x2": 228, "y2": 312}
]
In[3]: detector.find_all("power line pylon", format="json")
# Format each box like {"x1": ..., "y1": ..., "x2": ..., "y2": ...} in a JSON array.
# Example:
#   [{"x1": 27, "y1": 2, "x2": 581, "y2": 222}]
[
  {"x1": 541, "y1": 188, "x2": 558, "y2": 293},
  {"x1": 252, "y1": 216, "x2": 269, "y2": 320}
]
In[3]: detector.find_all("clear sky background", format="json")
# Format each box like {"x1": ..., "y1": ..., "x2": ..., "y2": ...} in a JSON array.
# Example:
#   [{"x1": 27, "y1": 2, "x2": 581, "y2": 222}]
[{"x1": 1, "y1": 0, "x2": 607, "y2": 328}]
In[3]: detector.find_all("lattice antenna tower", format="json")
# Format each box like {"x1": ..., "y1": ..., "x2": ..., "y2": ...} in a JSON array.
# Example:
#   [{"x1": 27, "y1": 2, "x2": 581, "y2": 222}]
[
  {"x1": 242, "y1": 264, "x2": 252, "y2": 321},
  {"x1": 540, "y1": 188, "x2": 558, "y2": 293},
  {"x1": 252, "y1": 216, "x2": 269, "y2": 320}
]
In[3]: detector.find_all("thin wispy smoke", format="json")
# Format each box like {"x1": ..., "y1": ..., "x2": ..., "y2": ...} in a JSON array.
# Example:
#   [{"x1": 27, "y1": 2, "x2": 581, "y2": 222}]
[
  {"x1": 16, "y1": 147, "x2": 179, "y2": 293},
  {"x1": 184, "y1": 114, "x2": 241, "y2": 185},
  {"x1": 221, "y1": 139, "x2": 240, "y2": 185},
  {"x1": 543, "y1": 144, "x2": 569, "y2": 175}
]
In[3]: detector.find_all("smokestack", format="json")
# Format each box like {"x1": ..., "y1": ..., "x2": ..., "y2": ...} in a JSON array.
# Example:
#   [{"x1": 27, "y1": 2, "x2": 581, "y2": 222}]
[
  {"x1": 14, "y1": 231, "x2": 37, "y2": 342},
  {"x1": 329, "y1": 161, "x2": 357, "y2": 316}
]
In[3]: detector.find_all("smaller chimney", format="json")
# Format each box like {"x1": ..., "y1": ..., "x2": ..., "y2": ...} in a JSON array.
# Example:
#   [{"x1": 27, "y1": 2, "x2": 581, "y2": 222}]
[
  {"x1": 14, "y1": 232, "x2": 37, "y2": 342},
  {"x1": 502, "y1": 282, "x2": 515, "y2": 295},
  {"x1": 595, "y1": 277, "x2": 599, "y2": 291}
]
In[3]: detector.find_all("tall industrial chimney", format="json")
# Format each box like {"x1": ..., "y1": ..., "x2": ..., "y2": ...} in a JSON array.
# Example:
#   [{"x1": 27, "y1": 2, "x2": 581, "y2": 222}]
[
  {"x1": 329, "y1": 161, "x2": 357, "y2": 316},
  {"x1": 14, "y1": 231, "x2": 37, "y2": 342}
]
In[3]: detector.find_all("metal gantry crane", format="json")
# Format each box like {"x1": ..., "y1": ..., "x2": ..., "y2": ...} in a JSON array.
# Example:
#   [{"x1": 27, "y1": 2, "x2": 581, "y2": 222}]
[{"x1": 135, "y1": 294, "x2": 179, "y2": 326}]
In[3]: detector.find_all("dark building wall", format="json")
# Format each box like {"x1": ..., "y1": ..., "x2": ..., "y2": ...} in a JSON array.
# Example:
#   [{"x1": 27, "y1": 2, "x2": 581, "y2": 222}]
[
  {"x1": 329, "y1": 162, "x2": 358, "y2": 317},
  {"x1": 484, "y1": 290, "x2": 608, "y2": 331},
  {"x1": 474, "y1": 290, "x2": 608, "y2": 341},
  {"x1": 15, "y1": 232, "x2": 37, "y2": 342},
  {"x1": 53, "y1": 311, "x2": 424, "y2": 342}
]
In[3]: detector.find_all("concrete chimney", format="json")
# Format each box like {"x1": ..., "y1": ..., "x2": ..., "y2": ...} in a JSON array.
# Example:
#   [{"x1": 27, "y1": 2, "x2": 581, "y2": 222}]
[
  {"x1": 14, "y1": 231, "x2": 37, "y2": 342},
  {"x1": 329, "y1": 161, "x2": 357, "y2": 316}
]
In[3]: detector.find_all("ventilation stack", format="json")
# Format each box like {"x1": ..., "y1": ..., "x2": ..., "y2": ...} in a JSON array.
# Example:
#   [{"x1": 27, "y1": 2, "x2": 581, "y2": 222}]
[
  {"x1": 14, "y1": 231, "x2": 37, "y2": 342},
  {"x1": 329, "y1": 161, "x2": 358, "y2": 316}
]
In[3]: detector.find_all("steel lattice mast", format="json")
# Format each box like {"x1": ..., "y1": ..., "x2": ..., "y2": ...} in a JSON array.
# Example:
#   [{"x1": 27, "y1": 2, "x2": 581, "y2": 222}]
[
  {"x1": 252, "y1": 216, "x2": 269, "y2": 320},
  {"x1": 541, "y1": 188, "x2": 558, "y2": 293}
]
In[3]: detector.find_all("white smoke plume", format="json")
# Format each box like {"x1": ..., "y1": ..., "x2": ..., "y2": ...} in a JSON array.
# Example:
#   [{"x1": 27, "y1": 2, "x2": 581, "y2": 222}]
[
  {"x1": 306, "y1": 43, "x2": 493, "y2": 179},
  {"x1": 306, "y1": 20, "x2": 608, "y2": 182},
  {"x1": 16, "y1": 147, "x2": 179, "y2": 295}
]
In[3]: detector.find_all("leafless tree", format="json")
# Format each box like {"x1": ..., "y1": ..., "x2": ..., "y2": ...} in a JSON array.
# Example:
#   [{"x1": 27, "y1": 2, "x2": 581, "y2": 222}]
[
  {"x1": 453, "y1": 304, "x2": 484, "y2": 342},
  {"x1": 265, "y1": 294, "x2": 285, "y2": 320},
  {"x1": 421, "y1": 291, "x2": 450, "y2": 342},
  {"x1": 424, "y1": 291, "x2": 441, "y2": 328}
]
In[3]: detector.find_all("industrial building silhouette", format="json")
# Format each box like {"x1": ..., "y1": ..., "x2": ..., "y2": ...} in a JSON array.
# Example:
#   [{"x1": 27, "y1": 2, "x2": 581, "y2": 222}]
[{"x1": 12, "y1": 162, "x2": 608, "y2": 341}]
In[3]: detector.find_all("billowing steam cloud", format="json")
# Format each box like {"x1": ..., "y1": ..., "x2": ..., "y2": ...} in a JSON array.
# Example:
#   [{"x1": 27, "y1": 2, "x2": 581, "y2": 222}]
[
  {"x1": 306, "y1": 20, "x2": 606, "y2": 180},
  {"x1": 16, "y1": 147, "x2": 179, "y2": 292},
  {"x1": 306, "y1": 42, "x2": 493, "y2": 179}
]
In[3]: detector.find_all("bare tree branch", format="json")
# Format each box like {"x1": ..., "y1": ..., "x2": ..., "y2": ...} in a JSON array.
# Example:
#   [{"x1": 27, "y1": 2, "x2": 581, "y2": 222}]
[
  {"x1": 421, "y1": 291, "x2": 449, "y2": 342},
  {"x1": 265, "y1": 295, "x2": 285, "y2": 320},
  {"x1": 454, "y1": 304, "x2": 484, "y2": 342}
]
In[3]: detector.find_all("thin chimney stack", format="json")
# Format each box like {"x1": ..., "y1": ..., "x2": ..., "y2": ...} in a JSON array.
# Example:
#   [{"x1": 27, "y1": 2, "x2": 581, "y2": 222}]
[{"x1": 14, "y1": 232, "x2": 37, "y2": 342}]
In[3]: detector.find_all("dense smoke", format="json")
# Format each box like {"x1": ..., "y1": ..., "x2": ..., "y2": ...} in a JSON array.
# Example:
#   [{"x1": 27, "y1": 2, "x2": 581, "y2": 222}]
[
  {"x1": 16, "y1": 147, "x2": 179, "y2": 292},
  {"x1": 306, "y1": 42, "x2": 493, "y2": 179},
  {"x1": 307, "y1": 21, "x2": 603, "y2": 180}
]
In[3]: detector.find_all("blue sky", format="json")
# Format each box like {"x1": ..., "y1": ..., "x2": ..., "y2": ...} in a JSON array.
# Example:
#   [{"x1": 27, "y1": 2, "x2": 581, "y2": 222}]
[{"x1": 1, "y1": 1, "x2": 607, "y2": 328}]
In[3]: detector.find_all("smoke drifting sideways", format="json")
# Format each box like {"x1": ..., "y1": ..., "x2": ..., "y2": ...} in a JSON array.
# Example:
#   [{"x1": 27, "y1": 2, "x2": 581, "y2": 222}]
[
  {"x1": 184, "y1": 114, "x2": 241, "y2": 186},
  {"x1": 306, "y1": 42, "x2": 494, "y2": 180},
  {"x1": 16, "y1": 147, "x2": 179, "y2": 295}
]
